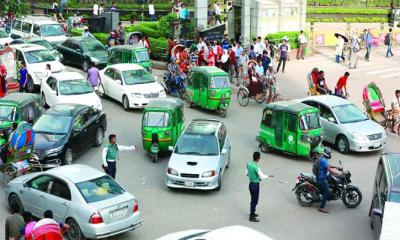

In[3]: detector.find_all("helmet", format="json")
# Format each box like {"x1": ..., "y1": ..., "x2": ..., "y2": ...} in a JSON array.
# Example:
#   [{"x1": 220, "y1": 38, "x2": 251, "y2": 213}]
[{"x1": 323, "y1": 147, "x2": 332, "y2": 159}]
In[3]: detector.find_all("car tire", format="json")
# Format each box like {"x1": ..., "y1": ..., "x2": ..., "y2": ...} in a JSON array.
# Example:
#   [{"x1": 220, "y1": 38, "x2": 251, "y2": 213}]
[
  {"x1": 26, "y1": 76, "x2": 35, "y2": 93},
  {"x1": 94, "y1": 128, "x2": 104, "y2": 147},
  {"x1": 225, "y1": 149, "x2": 231, "y2": 169},
  {"x1": 98, "y1": 83, "x2": 105, "y2": 97},
  {"x1": 8, "y1": 194, "x2": 24, "y2": 213},
  {"x1": 63, "y1": 148, "x2": 73, "y2": 165},
  {"x1": 215, "y1": 172, "x2": 222, "y2": 191},
  {"x1": 41, "y1": 93, "x2": 48, "y2": 108},
  {"x1": 336, "y1": 135, "x2": 350, "y2": 154},
  {"x1": 66, "y1": 218, "x2": 86, "y2": 240},
  {"x1": 82, "y1": 60, "x2": 90, "y2": 72},
  {"x1": 122, "y1": 95, "x2": 130, "y2": 111},
  {"x1": 260, "y1": 143, "x2": 270, "y2": 153}
]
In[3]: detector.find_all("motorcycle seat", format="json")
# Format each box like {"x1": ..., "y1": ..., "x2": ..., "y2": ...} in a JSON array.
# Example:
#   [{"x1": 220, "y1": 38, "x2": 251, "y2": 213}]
[{"x1": 300, "y1": 173, "x2": 317, "y2": 182}]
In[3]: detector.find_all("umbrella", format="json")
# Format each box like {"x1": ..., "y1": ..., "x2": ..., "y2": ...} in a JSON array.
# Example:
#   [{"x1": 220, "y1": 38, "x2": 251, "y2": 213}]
[
  {"x1": 247, "y1": 60, "x2": 257, "y2": 66},
  {"x1": 334, "y1": 33, "x2": 349, "y2": 42}
]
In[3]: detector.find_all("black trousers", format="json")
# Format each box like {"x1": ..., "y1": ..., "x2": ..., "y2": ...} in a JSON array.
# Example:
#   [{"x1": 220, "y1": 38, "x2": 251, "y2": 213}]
[
  {"x1": 277, "y1": 58, "x2": 287, "y2": 72},
  {"x1": 106, "y1": 161, "x2": 117, "y2": 179},
  {"x1": 249, "y1": 182, "x2": 260, "y2": 216}
]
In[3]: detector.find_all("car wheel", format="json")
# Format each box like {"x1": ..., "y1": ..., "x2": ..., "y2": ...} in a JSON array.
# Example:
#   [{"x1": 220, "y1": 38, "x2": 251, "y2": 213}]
[
  {"x1": 26, "y1": 76, "x2": 35, "y2": 93},
  {"x1": 336, "y1": 135, "x2": 349, "y2": 154},
  {"x1": 63, "y1": 148, "x2": 73, "y2": 165},
  {"x1": 260, "y1": 143, "x2": 271, "y2": 153},
  {"x1": 82, "y1": 60, "x2": 90, "y2": 72},
  {"x1": 94, "y1": 128, "x2": 104, "y2": 147},
  {"x1": 215, "y1": 172, "x2": 222, "y2": 191},
  {"x1": 98, "y1": 83, "x2": 105, "y2": 97},
  {"x1": 122, "y1": 95, "x2": 130, "y2": 111},
  {"x1": 225, "y1": 149, "x2": 231, "y2": 169},
  {"x1": 41, "y1": 93, "x2": 48, "y2": 108},
  {"x1": 66, "y1": 218, "x2": 86, "y2": 240},
  {"x1": 8, "y1": 194, "x2": 24, "y2": 213}
]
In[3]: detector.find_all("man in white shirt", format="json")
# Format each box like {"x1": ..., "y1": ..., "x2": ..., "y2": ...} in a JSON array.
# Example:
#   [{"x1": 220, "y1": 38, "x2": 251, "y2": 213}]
[
  {"x1": 197, "y1": 37, "x2": 207, "y2": 52},
  {"x1": 93, "y1": 1, "x2": 99, "y2": 16},
  {"x1": 391, "y1": 90, "x2": 400, "y2": 133},
  {"x1": 297, "y1": 30, "x2": 307, "y2": 60},
  {"x1": 149, "y1": 0, "x2": 156, "y2": 21},
  {"x1": 214, "y1": 2, "x2": 222, "y2": 24}
]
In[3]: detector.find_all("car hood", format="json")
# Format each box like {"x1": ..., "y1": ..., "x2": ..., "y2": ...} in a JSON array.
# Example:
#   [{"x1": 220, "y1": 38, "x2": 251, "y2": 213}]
[
  {"x1": 0, "y1": 37, "x2": 12, "y2": 45},
  {"x1": 156, "y1": 229, "x2": 209, "y2": 240},
  {"x1": 168, "y1": 154, "x2": 219, "y2": 175},
  {"x1": 29, "y1": 61, "x2": 65, "y2": 73},
  {"x1": 85, "y1": 51, "x2": 108, "y2": 63},
  {"x1": 58, "y1": 92, "x2": 102, "y2": 110},
  {"x1": 43, "y1": 35, "x2": 67, "y2": 45},
  {"x1": 34, "y1": 132, "x2": 66, "y2": 150},
  {"x1": 125, "y1": 81, "x2": 164, "y2": 94},
  {"x1": 341, "y1": 119, "x2": 384, "y2": 136}
]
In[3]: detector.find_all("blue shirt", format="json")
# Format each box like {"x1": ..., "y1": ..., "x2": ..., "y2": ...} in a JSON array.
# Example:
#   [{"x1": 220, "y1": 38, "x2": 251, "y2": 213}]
[
  {"x1": 364, "y1": 33, "x2": 372, "y2": 45},
  {"x1": 235, "y1": 46, "x2": 243, "y2": 58},
  {"x1": 318, "y1": 157, "x2": 329, "y2": 180},
  {"x1": 221, "y1": 39, "x2": 229, "y2": 50},
  {"x1": 180, "y1": 8, "x2": 189, "y2": 19},
  {"x1": 19, "y1": 68, "x2": 28, "y2": 86}
]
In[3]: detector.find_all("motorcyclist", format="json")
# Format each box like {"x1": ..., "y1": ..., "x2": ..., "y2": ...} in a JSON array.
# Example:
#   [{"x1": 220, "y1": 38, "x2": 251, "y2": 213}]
[{"x1": 167, "y1": 58, "x2": 185, "y2": 94}]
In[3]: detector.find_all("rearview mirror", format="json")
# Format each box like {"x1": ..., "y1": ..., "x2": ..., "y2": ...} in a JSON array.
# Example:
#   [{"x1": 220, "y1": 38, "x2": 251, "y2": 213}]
[
  {"x1": 115, "y1": 79, "x2": 122, "y2": 85},
  {"x1": 168, "y1": 146, "x2": 174, "y2": 151},
  {"x1": 371, "y1": 208, "x2": 383, "y2": 217}
]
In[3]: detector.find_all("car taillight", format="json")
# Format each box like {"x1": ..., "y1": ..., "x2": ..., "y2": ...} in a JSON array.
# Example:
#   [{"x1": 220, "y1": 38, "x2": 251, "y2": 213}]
[
  {"x1": 133, "y1": 200, "x2": 139, "y2": 213},
  {"x1": 90, "y1": 211, "x2": 103, "y2": 224},
  {"x1": 165, "y1": 131, "x2": 170, "y2": 136}
]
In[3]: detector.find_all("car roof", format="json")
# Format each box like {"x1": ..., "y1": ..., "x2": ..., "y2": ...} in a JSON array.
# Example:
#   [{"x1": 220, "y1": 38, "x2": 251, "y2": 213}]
[
  {"x1": 264, "y1": 101, "x2": 317, "y2": 115},
  {"x1": 12, "y1": 43, "x2": 47, "y2": 52},
  {"x1": 46, "y1": 104, "x2": 88, "y2": 116},
  {"x1": 110, "y1": 45, "x2": 147, "y2": 51},
  {"x1": 382, "y1": 153, "x2": 400, "y2": 190},
  {"x1": 302, "y1": 95, "x2": 350, "y2": 107},
  {"x1": 204, "y1": 225, "x2": 273, "y2": 240},
  {"x1": 108, "y1": 63, "x2": 145, "y2": 71},
  {"x1": 186, "y1": 119, "x2": 221, "y2": 135},
  {"x1": 0, "y1": 93, "x2": 40, "y2": 105},
  {"x1": 191, "y1": 66, "x2": 229, "y2": 76},
  {"x1": 16, "y1": 16, "x2": 59, "y2": 25},
  {"x1": 72, "y1": 36, "x2": 100, "y2": 43},
  {"x1": 51, "y1": 71, "x2": 85, "y2": 81},
  {"x1": 146, "y1": 98, "x2": 183, "y2": 110},
  {"x1": 46, "y1": 164, "x2": 105, "y2": 183}
]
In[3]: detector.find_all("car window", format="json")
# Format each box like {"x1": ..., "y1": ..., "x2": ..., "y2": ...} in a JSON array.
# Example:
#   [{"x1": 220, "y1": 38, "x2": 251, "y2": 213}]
[
  {"x1": 105, "y1": 68, "x2": 115, "y2": 79},
  {"x1": 16, "y1": 50, "x2": 24, "y2": 63},
  {"x1": 175, "y1": 133, "x2": 219, "y2": 156},
  {"x1": 82, "y1": 108, "x2": 96, "y2": 124},
  {"x1": 40, "y1": 24, "x2": 65, "y2": 37},
  {"x1": 319, "y1": 104, "x2": 335, "y2": 121},
  {"x1": 50, "y1": 178, "x2": 71, "y2": 200},
  {"x1": 76, "y1": 175, "x2": 125, "y2": 203},
  {"x1": 33, "y1": 25, "x2": 41, "y2": 35},
  {"x1": 25, "y1": 50, "x2": 56, "y2": 64},
  {"x1": 122, "y1": 69, "x2": 154, "y2": 85},
  {"x1": 287, "y1": 114, "x2": 297, "y2": 132},
  {"x1": 21, "y1": 22, "x2": 32, "y2": 34},
  {"x1": 303, "y1": 100, "x2": 319, "y2": 108},
  {"x1": 62, "y1": 40, "x2": 73, "y2": 48},
  {"x1": 80, "y1": 38, "x2": 106, "y2": 52},
  {"x1": 59, "y1": 79, "x2": 93, "y2": 95},
  {"x1": 114, "y1": 71, "x2": 122, "y2": 81},
  {"x1": 29, "y1": 175, "x2": 52, "y2": 192},
  {"x1": 143, "y1": 112, "x2": 170, "y2": 127},
  {"x1": 34, "y1": 114, "x2": 72, "y2": 135},
  {"x1": 73, "y1": 112, "x2": 87, "y2": 130},
  {"x1": 12, "y1": 20, "x2": 22, "y2": 30},
  {"x1": 47, "y1": 77, "x2": 57, "y2": 90},
  {"x1": 379, "y1": 171, "x2": 388, "y2": 207},
  {"x1": 262, "y1": 109, "x2": 273, "y2": 128},
  {"x1": 19, "y1": 105, "x2": 30, "y2": 122}
]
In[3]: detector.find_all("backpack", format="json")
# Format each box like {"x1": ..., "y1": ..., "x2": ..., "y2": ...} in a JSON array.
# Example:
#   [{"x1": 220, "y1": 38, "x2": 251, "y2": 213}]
[
  {"x1": 384, "y1": 34, "x2": 390, "y2": 46},
  {"x1": 312, "y1": 158, "x2": 321, "y2": 176}
]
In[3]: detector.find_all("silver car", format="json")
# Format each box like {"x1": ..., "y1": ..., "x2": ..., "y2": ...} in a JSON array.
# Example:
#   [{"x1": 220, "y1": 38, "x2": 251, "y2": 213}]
[
  {"x1": 300, "y1": 95, "x2": 386, "y2": 153},
  {"x1": 166, "y1": 119, "x2": 231, "y2": 191},
  {"x1": 5, "y1": 164, "x2": 142, "y2": 240}
]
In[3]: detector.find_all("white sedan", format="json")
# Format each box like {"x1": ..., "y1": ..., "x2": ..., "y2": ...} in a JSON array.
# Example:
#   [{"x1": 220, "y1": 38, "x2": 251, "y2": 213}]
[
  {"x1": 99, "y1": 63, "x2": 166, "y2": 110},
  {"x1": 41, "y1": 72, "x2": 102, "y2": 110}
]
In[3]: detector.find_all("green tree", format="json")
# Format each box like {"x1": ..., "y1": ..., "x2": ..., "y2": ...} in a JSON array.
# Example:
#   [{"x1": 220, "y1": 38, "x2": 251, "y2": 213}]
[{"x1": 0, "y1": 0, "x2": 31, "y2": 19}]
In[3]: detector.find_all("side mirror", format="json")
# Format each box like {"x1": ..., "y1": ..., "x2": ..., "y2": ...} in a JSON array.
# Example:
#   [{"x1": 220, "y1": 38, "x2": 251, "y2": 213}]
[
  {"x1": 168, "y1": 146, "x2": 174, "y2": 151},
  {"x1": 221, "y1": 149, "x2": 227, "y2": 154},
  {"x1": 371, "y1": 208, "x2": 383, "y2": 217},
  {"x1": 328, "y1": 117, "x2": 336, "y2": 123},
  {"x1": 115, "y1": 79, "x2": 122, "y2": 85}
]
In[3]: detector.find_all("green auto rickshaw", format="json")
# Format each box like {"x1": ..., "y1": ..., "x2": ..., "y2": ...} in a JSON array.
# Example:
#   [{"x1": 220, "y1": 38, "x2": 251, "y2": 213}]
[
  {"x1": 256, "y1": 101, "x2": 323, "y2": 159},
  {"x1": 108, "y1": 45, "x2": 152, "y2": 72},
  {"x1": 0, "y1": 93, "x2": 42, "y2": 146},
  {"x1": 141, "y1": 99, "x2": 185, "y2": 162},
  {"x1": 186, "y1": 66, "x2": 231, "y2": 118}
]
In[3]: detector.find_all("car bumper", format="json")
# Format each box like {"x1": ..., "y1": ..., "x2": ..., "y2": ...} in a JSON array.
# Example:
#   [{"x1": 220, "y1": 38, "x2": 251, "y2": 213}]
[
  {"x1": 349, "y1": 138, "x2": 386, "y2": 152},
  {"x1": 82, "y1": 213, "x2": 142, "y2": 239},
  {"x1": 34, "y1": 153, "x2": 62, "y2": 169},
  {"x1": 128, "y1": 95, "x2": 166, "y2": 109},
  {"x1": 165, "y1": 174, "x2": 219, "y2": 190}
]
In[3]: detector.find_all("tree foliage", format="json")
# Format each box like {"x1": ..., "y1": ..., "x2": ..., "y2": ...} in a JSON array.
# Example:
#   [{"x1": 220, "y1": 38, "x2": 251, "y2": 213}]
[{"x1": 0, "y1": 0, "x2": 31, "y2": 18}]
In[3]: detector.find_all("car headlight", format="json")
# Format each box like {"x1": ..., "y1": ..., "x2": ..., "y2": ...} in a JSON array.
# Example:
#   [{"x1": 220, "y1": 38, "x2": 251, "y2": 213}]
[
  {"x1": 90, "y1": 57, "x2": 99, "y2": 63},
  {"x1": 131, "y1": 93, "x2": 143, "y2": 98},
  {"x1": 167, "y1": 168, "x2": 178, "y2": 176},
  {"x1": 45, "y1": 146, "x2": 64, "y2": 155},
  {"x1": 202, "y1": 170, "x2": 216, "y2": 178},
  {"x1": 352, "y1": 132, "x2": 369, "y2": 142}
]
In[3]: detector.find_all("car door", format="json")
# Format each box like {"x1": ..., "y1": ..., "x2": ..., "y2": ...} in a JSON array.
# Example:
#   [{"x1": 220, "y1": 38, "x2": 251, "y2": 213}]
[
  {"x1": 318, "y1": 104, "x2": 339, "y2": 144},
  {"x1": 283, "y1": 114, "x2": 297, "y2": 154},
  {"x1": 58, "y1": 40, "x2": 73, "y2": 63},
  {"x1": 69, "y1": 110, "x2": 91, "y2": 154},
  {"x1": 46, "y1": 177, "x2": 72, "y2": 223},
  {"x1": 218, "y1": 124, "x2": 229, "y2": 173},
  {"x1": 44, "y1": 77, "x2": 58, "y2": 107},
  {"x1": 371, "y1": 161, "x2": 384, "y2": 239},
  {"x1": 70, "y1": 41, "x2": 83, "y2": 65},
  {"x1": 273, "y1": 111, "x2": 284, "y2": 148},
  {"x1": 81, "y1": 108, "x2": 100, "y2": 146},
  {"x1": 32, "y1": 24, "x2": 41, "y2": 37},
  {"x1": 22, "y1": 175, "x2": 53, "y2": 218},
  {"x1": 111, "y1": 69, "x2": 124, "y2": 101}
]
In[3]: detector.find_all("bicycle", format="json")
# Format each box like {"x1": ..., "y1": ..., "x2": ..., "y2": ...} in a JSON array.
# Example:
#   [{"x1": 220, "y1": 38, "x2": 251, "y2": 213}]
[{"x1": 383, "y1": 110, "x2": 400, "y2": 135}]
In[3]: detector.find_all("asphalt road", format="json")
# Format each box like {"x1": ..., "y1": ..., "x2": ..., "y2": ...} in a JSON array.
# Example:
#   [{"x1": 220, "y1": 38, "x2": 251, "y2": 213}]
[{"x1": 1, "y1": 46, "x2": 400, "y2": 240}]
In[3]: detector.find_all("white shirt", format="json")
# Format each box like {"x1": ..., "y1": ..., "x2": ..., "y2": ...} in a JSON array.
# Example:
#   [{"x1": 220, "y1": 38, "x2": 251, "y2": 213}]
[
  {"x1": 197, "y1": 41, "x2": 206, "y2": 52},
  {"x1": 298, "y1": 34, "x2": 307, "y2": 44},
  {"x1": 93, "y1": 4, "x2": 99, "y2": 15},
  {"x1": 245, "y1": 166, "x2": 270, "y2": 180},
  {"x1": 214, "y1": 4, "x2": 221, "y2": 15},
  {"x1": 99, "y1": 6, "x2": 104, "y2": 15},
  {"x1": 149, "y1": 4, "x2": 155, "y2": 15},
  {"x1": 102, "y1": 144, "x2": 136, "y2": 166},
  {"x1": 392, "y1": 97, "x2": 400, "y2": 111}
]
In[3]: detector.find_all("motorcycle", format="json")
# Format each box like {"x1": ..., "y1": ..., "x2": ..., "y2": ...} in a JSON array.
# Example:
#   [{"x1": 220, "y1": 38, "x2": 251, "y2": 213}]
[
  {"x1": 292, "y1": 161, "x2": 362, "y2": 208},
  {"x1": 163, "y1": 72, "x2": 186, "y2": 99}
]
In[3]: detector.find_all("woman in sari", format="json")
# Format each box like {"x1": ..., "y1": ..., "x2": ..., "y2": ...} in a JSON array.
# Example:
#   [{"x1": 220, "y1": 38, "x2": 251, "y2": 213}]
[
  {"x1": 247, "y1": 62, "x2": 263, "y2": 97},
  {"x1": 0, "y1": 64, "x2": 7, "y2": 97}
]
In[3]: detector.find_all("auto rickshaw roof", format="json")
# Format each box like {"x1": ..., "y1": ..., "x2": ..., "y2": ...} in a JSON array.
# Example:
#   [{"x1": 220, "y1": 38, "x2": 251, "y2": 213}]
[
  {"x1": 191, "y1": 66, "x2": 229, "y2": 76},
  {"x1": 0, "y1": 93, "x2": 40, "y2": 106},
  {"x1": 145, "y1": 99, "x2": 183, "y2": 110},
  {"x1": 264, "y1": 101, "x2": 318, "y2": 115},
  {"x1": 110, "y1": 45, "x2": 148, "y2": 52}
]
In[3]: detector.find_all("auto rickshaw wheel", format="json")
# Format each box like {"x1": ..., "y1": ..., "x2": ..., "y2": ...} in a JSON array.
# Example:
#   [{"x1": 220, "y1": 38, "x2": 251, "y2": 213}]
[
  {"x1": 260, "y1": 143, "x2": 270, "y2": 153},
  {"x1": 186, "y1": 98, "x2": 193, "y2": 108},
  {"x1": 219, "y1": 109, "x2": 227, "y2": 118},
  {"x1": 237, "y1": 89, "x2": 249, "y2": 107},
  {"x1": 152, "y1": 153, "x2": 158, "y2": 163}
]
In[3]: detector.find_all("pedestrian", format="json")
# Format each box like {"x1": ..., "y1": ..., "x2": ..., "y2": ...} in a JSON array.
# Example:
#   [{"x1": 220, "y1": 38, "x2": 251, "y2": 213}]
[
  {"x1": 102, "y1": 134, "x2": 136, "y2": 179},
  {"x1": 18, "y1": 61, "x2": 28, "y2": 93},
  {"x1": 148, "y1": 0, "x2": 156, "y2": 21},
  {"x1": 59, "y1": 0, "x2": 67, "y2": 21},
  {"x1": 246, "y1": 151, "x2": 273, "y2": 222},
  {"x1": 34, "y1": 210, "x2": 69, "y2": 234},
  {"x1": 228, "y1": 45, "x2": 236, "y2": 82},
  {"x1": 297, "y1": 30, "x2": 307, "y2": 60},
  {"x1": 207, "y1": 45, "x2": 216, "y2": 66},
  {"x1": 197, "y1": 37, "x2": 207, "y2": 52},
  {"x1": 93, "y1": 1, "x2": 99, "y2": 16},
  {"x1": 276, "y1": 38, "x2": 289, "y2": 73},
  {"x1": 385, "y1": 28, "x2": 394, "y2": 58},
  {"x1": 116, "y1": 21, "x2": 125, "y2": 44},
  {"x1": 178, "y1": 35, "x2": 186, "y2": 46},
  {"x1": 82, "y1": 26, "x2": 92, "y2": 38},
  {"x1": 255, "y1": 36, "x2": 265, "y2": 57},
  {"x1": 190, "y1": 48, "x2": 198, "y2": 68},
  {"x1": 99, "y1": 3, "x2": 104, "y2": 15},
  {"x1": 221, "y1": 49, "x2": 229, "y2": 73},
  {"x1": 52, "y1": 1, "x2": 60, "y2": 21},
  {"x1": 390, "y1": 90, "x2": 400, "y2": 133},
  {"x1": 237, "y1": 49, "x2": 248, "y2": 86},
  {"x1": 179, "y1": 3, "x2": 189, "y2": 20},
  {"x1": 110, "y1": 1, "x2": 117, "y2": 11},
  {"x1": 221, "y1": 34, "x2": 230, "y2": 50},
  {"x1": 364, "y1": 29, "x2": 372, "y2": 61},
  {"x1": 21, "y1": 211, "x2": 36, "y2": 240},
  {"x1": 214, "y1": 1, "x2": 222, "y2": 24},
  {"x1": 0, "y1": 64, "x2": 7, "y2": 97},
  {"x1": 87, "y1": 62, "x2": 101, "y2": 94},
  {"x1": 248, "y1": 45, "x2": 256, "y2": 60},
  {"x1": 261, "y1": 50, "x2": 271, "y2": 76},
  {"x1": 5, "y1": 202, "x2": 25, "y2": 240},
  {"x1": 335, "y1": 35, "x2": 345, "y2": 63},
  {"x1": 348, "y1": 33, "x2": 360, "y2": 69},
  {"x1": 334, "y1": 72, "x2": 350, "y2": 98}
]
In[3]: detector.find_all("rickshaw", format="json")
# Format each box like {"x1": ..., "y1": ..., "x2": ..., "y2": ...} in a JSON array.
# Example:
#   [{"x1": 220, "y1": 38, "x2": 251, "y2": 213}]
[
  {"x1": 256, "y1": 101, "x2": 324, "y2": 159},
  {"x1": 0, "y1": 121, "x2": 42, "y2": 183},
  {"x1": 362, "y1": 82, "x2": 387, "y2": 126},
  {"x1": 141, "y1": 99, "x2": 185, "y2": 162},
  {"x1": 307, "y1": 68, "x2": 320, "y2": 96},
  {"x1": 125, "y1": 32, "x2": 144, "y2": 47},
  {"x1": 171, "y1": 44, "x2": 189, "y2": 73},
  {"x1": 108, "y1": 45, "x2": 152, "y2": 72},
  {"x1": 186, "y1": 66, "x2": 231, "y2": 118}
]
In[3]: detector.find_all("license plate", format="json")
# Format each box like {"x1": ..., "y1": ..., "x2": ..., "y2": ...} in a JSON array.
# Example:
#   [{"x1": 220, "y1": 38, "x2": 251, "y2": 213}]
[
  {"x1": 110, "y1": 209, "x2": 127, "y2": 219},
  {"x1": 185, "y1": 181, "x2": 195, "y2": 187}
]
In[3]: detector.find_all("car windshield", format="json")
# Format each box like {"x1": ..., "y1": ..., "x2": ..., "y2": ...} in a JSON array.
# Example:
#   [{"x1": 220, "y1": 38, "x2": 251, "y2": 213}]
[
  {"x1": 76, "y1": 175, "x2": 125, "y2": 203},
  {"x1": 30, "y1": 40, "x2": 54, "y2": 50},
  {"x1": 122, "y1": 69, "x2": 154, "y2": 85},
  {"x1": 211, "y1": 76, "x2": 229, "y2": 89},
  {"x1": 25, "y1": 49, "x2": 55, "y2": 64},
  {"x1": 0, "y1": 105, "x2": 16, "y2": 122},
  {"x1": 33, "y1": 114, "x2": 71, "y2": 134},
  {"x1": 59, "y1": 79, "x2": 93, "y2": 95},
  {"x1": 390, "y1": 192, "x2": 400, "y2": 202},
  {"x1": 175, "y1": 133, "x2": 219, "y2": 156},
  {"x1": 300, "y1": 113, "x2": 321, "y2": 130},
  {"x1": 143, "y1": 112, "x2": 170, "y2": 127},
  {"x1": 81, "y1": 39, "x2": 106, "y2": 52},
  {"x1": 135, "y1": 50, "x2": 149, "y2": 62},
  {"x1": 332, "y1": 104, "x2": 368, "y2": 124},
  {"x1": 40, "y1": 24, "x2": 65, "y2": 37}
]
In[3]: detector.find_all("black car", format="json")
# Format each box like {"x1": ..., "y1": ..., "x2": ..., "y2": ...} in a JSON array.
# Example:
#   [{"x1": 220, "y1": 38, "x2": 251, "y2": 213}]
[
  {"x1": 56, "y1": 36, "x2": 107, "y2": 71},
  {"x1": 369, "y1": 153, "x2": 400, "y2": 239},
  {"x1": 33, "y1": 104, "x2": 107, "y2": 168}
]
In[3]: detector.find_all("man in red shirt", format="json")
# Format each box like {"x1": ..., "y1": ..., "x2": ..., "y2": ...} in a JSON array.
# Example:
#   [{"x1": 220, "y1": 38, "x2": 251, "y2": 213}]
[
  {"x1": 228, "y1": 45, "x2": 236, "y2": 82},
  {"x1": 335, "y1": 72, "x2": 350, "y2": 98},
  {"x1": 167, "y1": 36, "x2": 175, "y2": 62}
]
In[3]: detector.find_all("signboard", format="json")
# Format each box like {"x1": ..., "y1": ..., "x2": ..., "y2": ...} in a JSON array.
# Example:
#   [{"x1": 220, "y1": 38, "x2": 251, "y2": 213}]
[{"x1": 199, "y1": 23, "x2": 226, "y2": 42}]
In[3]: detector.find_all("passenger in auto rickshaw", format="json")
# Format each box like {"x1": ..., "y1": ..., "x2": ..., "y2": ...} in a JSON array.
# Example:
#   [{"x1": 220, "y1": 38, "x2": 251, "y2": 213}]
[
  {"x1": 168, "y1": 58, "x2": 186, "y2": 83},
  {"x1": 311, "y1": 68, "x2": 319, "y2": 87},
  {"x1": 247, "y1": 62, "x2": 263, "y2": 97},
  {"x1": 316, "y1": 71, "x2": 332, "y2": 95}
]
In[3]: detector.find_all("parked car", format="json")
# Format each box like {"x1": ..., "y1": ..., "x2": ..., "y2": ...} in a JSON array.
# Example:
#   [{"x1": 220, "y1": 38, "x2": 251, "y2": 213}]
[
  {"x1": 41, "y1": 72, "x2": 102, "y2": 110},
  {"x1": 11, "y1": 44, "x2": 66, "y2": 92},
  {"x1": 157, "y1": 225, "x2": 274, "y2": 240},
  {"x1": 99, "y1": 63, "x2": 166, "y2": 110},
  {"x1": 33, "y1": 104, "x2": 107, "y2": 168},
  {"x1": 10, "y1": 16, "x2": 67, "y2": 45},
  {"x1": 299, "y1": 95, "x2": 386, "y2": 154},
  {"x1": 369, "y1": 153, "x2": 400, "y2": 239},
  {"x1": 166, "y1": 119, "x2": 231, "y2": 191},
  {"x1": 11, "y1": 37, "x2": 63, "y2": 61},
  {"x1": 57, "y1": 36, "x2": 107, "y2": 71},
  {"x1": 0, "y1": 30, "x2": 12, "y2": 48},
  {"x1": 5, "y1": 164, "x2": 143, "y2": 240}
]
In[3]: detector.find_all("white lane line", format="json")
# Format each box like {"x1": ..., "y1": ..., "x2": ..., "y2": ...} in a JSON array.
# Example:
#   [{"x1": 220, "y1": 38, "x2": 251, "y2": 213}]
[
  {"x1": 380, "y1": 71, "x2": 400, "y2": 78},
  {"x1": 366, "y1": 68, "x2": 399, "y2": 75}
]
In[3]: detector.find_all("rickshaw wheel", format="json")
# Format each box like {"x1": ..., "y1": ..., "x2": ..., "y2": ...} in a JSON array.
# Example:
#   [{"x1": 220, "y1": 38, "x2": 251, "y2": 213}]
[
  {"x1": 255, "y1": 93, "x2": 265, "y2": 104},
  {"x1": 260, "y1": 143, "x2": 270, "y2": 153},
  {"x1": 219, "y1": 109, "x2": 227, "y2": 118},
  {"x1": 237, "y1": 89, "x2": 249, "y2": 107},
  {"x1": 152, "y1": 154, "x2": 158, "y2": 163},
  {"x1": 271, "y1": 93, "x2": 284, "y2": 103}
]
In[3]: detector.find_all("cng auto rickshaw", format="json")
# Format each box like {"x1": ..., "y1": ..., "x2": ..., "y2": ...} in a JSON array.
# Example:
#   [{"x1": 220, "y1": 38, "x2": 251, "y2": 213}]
[
  {"x1": 108, "y1": 45, "x2": 152, "y2": 72},
  {"x1": 256, "y1": 101, "x2": 323, "y2": 159},
  {"x1": 186, "y1": 66, "x2": 231, "y2": 117},
  {"x1": 141, "y1": 99, "x2": 185, "y2": 162}
]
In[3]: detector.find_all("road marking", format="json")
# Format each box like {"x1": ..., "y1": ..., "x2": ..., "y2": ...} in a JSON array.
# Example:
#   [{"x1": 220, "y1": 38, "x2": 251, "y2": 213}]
[
  {"x1": 380, "y1": 72, "x2": 400, "y2": 78},
  {"x1": 366, "y1": 68, "x2": 399, "y2": 75}
]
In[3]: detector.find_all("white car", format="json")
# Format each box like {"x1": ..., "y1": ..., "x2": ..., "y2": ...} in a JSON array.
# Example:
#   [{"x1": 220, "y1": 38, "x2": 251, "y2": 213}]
[
  {"x1": 11, "y1": 44, "x2": 65, "y2": 92},
  {"x1": 99, "y1": 63, "x2": 166, "y2": 110},
  {"x1": 0, "y1": 30, "x2": 12, "y2": 48},
  {"x1": 157, "y1": 225, "x2": 274, "y2": 240},
  {"x1": 41, "y1": 72, "x2": 102, "y2": 110}
]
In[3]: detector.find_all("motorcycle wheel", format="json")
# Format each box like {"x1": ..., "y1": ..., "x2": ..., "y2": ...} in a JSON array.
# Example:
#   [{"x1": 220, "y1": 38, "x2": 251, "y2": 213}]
[
  {"x1": 342, "y1": 187, "x2": 362, "y2": 208},
  {"x1": 296, "y1": 186, "x2": 314, "y2": 207}
]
